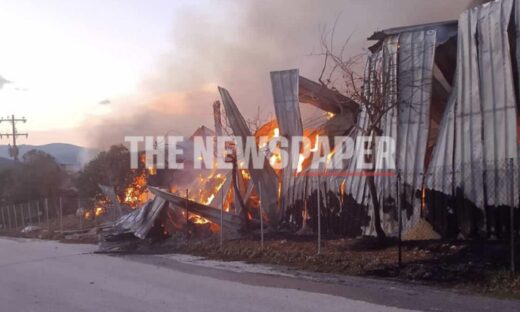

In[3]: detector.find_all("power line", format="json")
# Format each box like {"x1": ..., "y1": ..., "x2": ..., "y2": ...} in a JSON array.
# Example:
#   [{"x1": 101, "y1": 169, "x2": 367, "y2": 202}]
[{"x1": 0, "y1": 115, "x2": 28, "y2": 161}]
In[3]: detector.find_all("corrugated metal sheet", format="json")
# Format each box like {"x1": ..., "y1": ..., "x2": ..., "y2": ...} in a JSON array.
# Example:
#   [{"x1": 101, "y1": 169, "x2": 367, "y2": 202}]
[
  {"x1": 374, "y1": 34, "x2": 399, "y2": 235},
  {"x1": 427, "y1": 0, "x2": 519, "y2": 209},
  {"x1": 516, "y1": 0, "x2": 520, "y2": 182},
  {"x1": 98, "y1": 184, "x2": 123, "y2": 215},
  {"x1": 479, "y1": 0, "x2": 518, "y2": 206},
  {"x1": 345, "y1": 28, "x2": 437, "y2": 236},
  {"x1": 271, "y1": 70, "x2": 303, "y2": 139},
  {"x1": 425, "y1": 92, "x2": 457, "y2": 195},
  {"x1": 114, "y1": 196, "x2": 167, "y2": 239},
  {"x1": 218, "y1": 87, "x2": 281, "y2": 226},
  {"x1": 395, "y1": 29, "x2": 437, "y2": 231},
  {"x1": 270, "y1": 70, "x2": 303, "y2": 217},
  {"x1": 148, "y1": 186, "x2": 243, "y2": 230}
]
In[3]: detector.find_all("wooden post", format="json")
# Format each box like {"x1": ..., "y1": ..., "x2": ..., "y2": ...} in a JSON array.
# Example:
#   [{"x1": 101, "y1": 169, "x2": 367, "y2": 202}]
[
  {"x1": 220, "y1": 186, "x2": 224, "y2": 248},
  {"x1": 185, "y1": 189, "x2": 189, "y2": 224},
  {"x1": 509, "y1": 158, "x2": 515, "y2": 275},
  {"x1": 397, "y1": 170, "x2": 402, "y2": 267},
  {"x1": 317, "y1": 176, "x2": 321, "y2": 255},
  {"x1": 45, "y1": 198, "x2": 49, "y2": 229},
  {"x1": 185, "y1": 189, "x2": 189, "y2": 239},
  {"x1": 37, "y1": 201, "x2": 41, "y2": 225},
  {"x1": 259, "y1": 184, "x2": 264, "y2": 250},
  {"x1": 20, "y1": 203, "x2": 25, "y2": 228},
  {"x1": 1, "y1": 206, "x2": 5, "y2": 230},
  {"x1": 0, "y1": 207, "x2": 7, "y2": 230},
  {"x1": 6, "y1": 204, "x2": 12, "y2": 229},
  {"x1": 59, "y1": 197, "x2": 63, "y2": 233},
  {"x1": 28, "y1": 202, "x2": 32, "y2": 226},
  {"x1": 78, "y1": 198, "x2": 83, "y2": 230},
  {"x1": 13, "y1": 204, "x2": 18, "y2": 229}
]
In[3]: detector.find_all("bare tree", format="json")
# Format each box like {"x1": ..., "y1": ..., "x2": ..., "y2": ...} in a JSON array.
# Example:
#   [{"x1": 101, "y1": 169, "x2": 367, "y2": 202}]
[
  {"x1": 315, "y1": 23, "x2": 423, "y2": 240},
  {"x1": 221, "y1": 105, "x2": 271, "y2": 135}
]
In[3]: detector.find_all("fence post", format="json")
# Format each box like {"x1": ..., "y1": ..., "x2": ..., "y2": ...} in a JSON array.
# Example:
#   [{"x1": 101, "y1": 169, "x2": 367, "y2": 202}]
[
  {"x1": 220, "y1": 186, "x2": 224, "y2": 249},
  {"x1": 317, "y1": 175, "x2": 321, "y2": 255},
  {"x1": 6, "y1": 204, "x2": 11, "y2": 229},
  {"x1": 397, "y1": 170, "x2": 402, "y2": 267},
  {"x1": 1, "y1": 206, "x2": 5, "y2": 230},
  {"x1": 185, "y1": 189, "x2": 189, "y2": 240},
  {"x1": 185, "y1": 189, "x2": 189, "y2": 224},
  {"x1": 27, "y1": 202, "x2": 32, "y2": 226},
  {"x1": 259, "y1": 184, "x2": 264, "y2": 250},
  {"x1": 509, "y1": 158, "x2": 515, "y2": 275},
  {"x1": 13, "y1": 204, "x2": 18, "y2": 229},
  {"x1": 45, "y1": 198, "x2": 49, "y2": 229},
  {"x1": 20, "y1": 203, "x2": 25, "y2": 228},
  {"x1": 78, "y1": 198, "x2": 83, "y2": 230},
  {"x1": 37, "y1": 200, "x2": 41, "y2": 225},
  {"x1": 59, "y1": 197, "x2": 63, "y2": 233}
]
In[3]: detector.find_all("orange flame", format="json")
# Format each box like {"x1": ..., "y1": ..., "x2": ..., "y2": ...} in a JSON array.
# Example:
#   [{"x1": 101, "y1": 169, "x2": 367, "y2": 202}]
[{"x1": 123, "y1": 172, "x2": 148, "y2": 208}]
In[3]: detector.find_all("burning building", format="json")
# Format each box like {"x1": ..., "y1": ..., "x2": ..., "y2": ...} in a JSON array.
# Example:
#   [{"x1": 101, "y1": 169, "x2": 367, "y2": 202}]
[
  {"x1": 102, "y1": 0, "x2": 519, "y2": 243},
  {"x1": 212, "y1": 0, "x2": 519, "y2": 239}
]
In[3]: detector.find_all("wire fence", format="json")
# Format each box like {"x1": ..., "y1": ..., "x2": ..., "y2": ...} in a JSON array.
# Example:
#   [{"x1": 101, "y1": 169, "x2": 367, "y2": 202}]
[
  {"x1": 425, "y1": 158, "x2": 519, "y2": 239},
  {"x1": 0, "y1": 197, "x2": 100, "y2": 234}
]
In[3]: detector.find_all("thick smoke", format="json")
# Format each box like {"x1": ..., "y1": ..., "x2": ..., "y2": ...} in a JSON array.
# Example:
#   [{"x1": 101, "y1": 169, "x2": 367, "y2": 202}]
[{"x1": 84, "y1": 0, "x2": 472, "y2": 149}]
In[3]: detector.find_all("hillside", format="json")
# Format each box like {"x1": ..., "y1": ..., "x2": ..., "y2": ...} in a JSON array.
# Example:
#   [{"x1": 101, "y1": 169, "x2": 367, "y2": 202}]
[{"x1": 0, "y1": 143, "x2": 98, "y2": 167}]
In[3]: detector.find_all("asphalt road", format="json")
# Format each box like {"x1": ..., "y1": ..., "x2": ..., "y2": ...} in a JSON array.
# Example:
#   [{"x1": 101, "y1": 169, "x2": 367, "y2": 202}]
[{"x1": 0, "y1": 237, "x2": 518, "y2": 312}]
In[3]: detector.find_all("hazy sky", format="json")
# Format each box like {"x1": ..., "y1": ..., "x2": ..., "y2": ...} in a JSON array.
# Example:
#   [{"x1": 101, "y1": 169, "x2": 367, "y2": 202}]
[{"x1": 0, "y1": 0, "x2": 473, "y2": 148}]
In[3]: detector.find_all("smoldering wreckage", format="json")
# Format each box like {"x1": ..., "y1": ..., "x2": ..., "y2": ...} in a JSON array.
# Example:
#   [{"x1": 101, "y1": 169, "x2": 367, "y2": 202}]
[{"x1": 96, "y1": 0, "x2": 520, "y2": 252}]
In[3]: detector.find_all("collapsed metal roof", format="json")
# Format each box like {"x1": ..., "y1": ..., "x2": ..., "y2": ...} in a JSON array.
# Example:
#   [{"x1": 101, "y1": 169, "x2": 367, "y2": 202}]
[
  {"x1": 368, "y1": 20, "x2": 458, "y2": 42},
  {"x1": 102, "y1": 0, "x2": 519, "y2": 240},
  {"x1": 114, "y1": 196, "x2": 168, "y2": 239}
]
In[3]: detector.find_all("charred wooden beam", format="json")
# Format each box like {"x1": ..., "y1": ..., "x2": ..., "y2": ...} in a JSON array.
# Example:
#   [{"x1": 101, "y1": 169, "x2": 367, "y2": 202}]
[
  {"x1": 213, "y1": 100, "x2": 223, "y2": 136},
  {"x1": 298, "y1": 75, "x2": 358, "y2": 115}
]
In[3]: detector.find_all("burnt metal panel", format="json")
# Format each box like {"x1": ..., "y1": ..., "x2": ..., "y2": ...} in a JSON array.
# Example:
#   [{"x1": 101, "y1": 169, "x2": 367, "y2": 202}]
[
  {"x1": 478, "y1": 0, "x2": 518, "y2": 206},
  {"x1": 98, "y1": 184, "x2": 123, "y2": 215},
  {"x1": 427, "y1": 0, "x2": 519, "y2": 209},
  {"x1": 216, "y1": 87, "x2": 281, "y2": 226},
  {"x1": 270, "y1": 69, "x2": 303, "y2": 217},
  {"x1": 148, "y1": 186, "x2": 243, "y2": 230},
  {"x1": 349, "y1": 29, "x2": 437, "y2": 236},
  {"x1": 271, "y1": 70, "x2": 303, "y2": 138},
  {"x1": 426, "y1": 92, "x2": 457, "y2": 196},
  {"x1": 114, "y1": 196, "x2": 167, "y2": 239},
  {"x1": 375, "y1": 34, "x2": 399, "y2": 235},
  {"x1": 395, "y1": 29, "x2": 437, "y2": 231}
]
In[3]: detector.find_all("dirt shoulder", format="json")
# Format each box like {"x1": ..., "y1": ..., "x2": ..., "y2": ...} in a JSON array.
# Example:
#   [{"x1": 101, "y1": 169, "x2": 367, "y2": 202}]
[{"x1": 148, "y1": 233, "x2": 520, "y2": 300}]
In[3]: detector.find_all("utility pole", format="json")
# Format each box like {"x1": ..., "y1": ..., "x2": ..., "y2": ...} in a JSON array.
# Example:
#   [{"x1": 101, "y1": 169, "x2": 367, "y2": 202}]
[{"x1": 0, "y1": 115, "x2": 28, "y2": 161}]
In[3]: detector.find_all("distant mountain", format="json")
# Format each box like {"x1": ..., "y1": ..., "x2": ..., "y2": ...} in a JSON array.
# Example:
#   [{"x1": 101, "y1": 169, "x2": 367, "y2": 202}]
[{"x1": 0, "y1": 143, "x2": 99, "y2": 168}]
